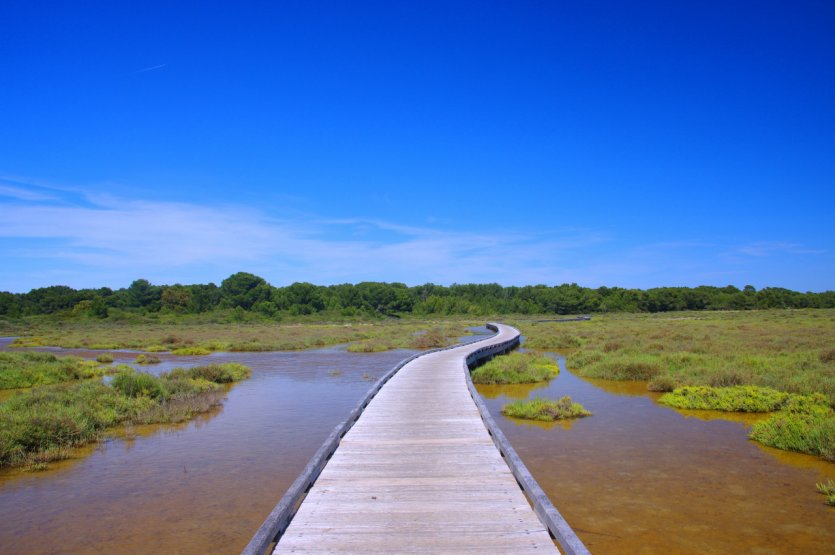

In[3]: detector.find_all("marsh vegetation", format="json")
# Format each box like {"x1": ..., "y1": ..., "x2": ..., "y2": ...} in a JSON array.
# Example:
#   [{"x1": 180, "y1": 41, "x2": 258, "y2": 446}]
[
  {"x1": 519, "y1": 309, "x2": 835, "y2": 461},
  {"x1": 3, "y1": 315, "x2": 474, "y2": 354},
  {"x1": 502, "y1": 395, "x2": 591, "y2": 421},
  {"x1": 0, "y1": 361, "x2": 251, "y2": 470},
  {"x1": 471, "y1": 352, "x2": 559, "y2": 384},
  {"x1": 0, "y1": 351, "x2": 113, "y2": 389}
]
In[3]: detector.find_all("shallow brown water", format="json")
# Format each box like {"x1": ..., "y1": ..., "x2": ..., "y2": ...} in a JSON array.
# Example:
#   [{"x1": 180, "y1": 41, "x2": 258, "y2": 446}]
[
  {"x1": 0, "y1": 340, "x2": 429, "y2": 555},
  {"x1": 477, "y1": 356, "x2": 835, "y2": 554}
]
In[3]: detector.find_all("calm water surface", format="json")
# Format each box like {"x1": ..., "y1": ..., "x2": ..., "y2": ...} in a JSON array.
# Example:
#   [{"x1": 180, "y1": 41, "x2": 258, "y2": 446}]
[{"x1": 477, "y1": 355, "x2": 835, "y2": 554}]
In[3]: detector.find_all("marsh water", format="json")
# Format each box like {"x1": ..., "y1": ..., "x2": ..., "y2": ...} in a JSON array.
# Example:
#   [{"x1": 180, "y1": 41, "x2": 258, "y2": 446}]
[
  {"x1": 1, "y1": 335, "x2": 833, "y2": 554},
  {"x1": 478, "y1": 356, "x2": 835, "y2": 554}
]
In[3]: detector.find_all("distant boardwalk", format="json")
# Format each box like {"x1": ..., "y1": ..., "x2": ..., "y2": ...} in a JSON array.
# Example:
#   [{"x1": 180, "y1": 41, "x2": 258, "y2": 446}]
[{"x1": 245, "y1": 324, "x2": 588, "y2": 555}]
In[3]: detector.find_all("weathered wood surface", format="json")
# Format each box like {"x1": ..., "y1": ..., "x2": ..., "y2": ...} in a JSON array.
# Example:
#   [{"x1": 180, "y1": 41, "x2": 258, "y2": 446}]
[{"x1": 273, "y1": 324, "x2": 559, "y2": 554}]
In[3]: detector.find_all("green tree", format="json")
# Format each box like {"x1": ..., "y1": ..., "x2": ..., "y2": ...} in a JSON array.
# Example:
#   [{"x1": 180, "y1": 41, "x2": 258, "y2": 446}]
[{"x1": 220, "y1": 272, "x2": 272, "y2": 310}]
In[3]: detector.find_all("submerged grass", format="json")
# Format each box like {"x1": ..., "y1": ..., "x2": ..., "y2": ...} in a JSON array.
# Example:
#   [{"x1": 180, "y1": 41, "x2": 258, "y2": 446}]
[
  {"x1": 502, "y1": 396, "x2": 591, "y2": 421},
  {"x1": 471, "y1": 352, "x2": 559, "y2": 384},
  {"x1": 0, "y1": 351, "x2": 112, "y2": 389},
  {"x1": 0, "y1": 362, "x2": 251, "y2": 469}
]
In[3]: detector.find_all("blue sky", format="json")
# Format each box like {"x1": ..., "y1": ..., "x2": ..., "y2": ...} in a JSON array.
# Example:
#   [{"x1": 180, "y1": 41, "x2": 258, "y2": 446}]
[{"x1": 1, "y1": 1, "x2": 833, "y2": 293}]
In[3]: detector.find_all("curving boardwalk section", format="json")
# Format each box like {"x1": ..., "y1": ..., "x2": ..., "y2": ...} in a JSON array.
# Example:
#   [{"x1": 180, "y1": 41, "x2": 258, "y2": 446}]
[{"x1": 246, "y1": 324, "x2": 589, "y2": 555}]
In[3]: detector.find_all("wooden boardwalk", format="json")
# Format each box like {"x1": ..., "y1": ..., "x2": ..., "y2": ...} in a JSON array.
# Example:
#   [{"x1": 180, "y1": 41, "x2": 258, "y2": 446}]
[{"x1": 272, "y1": 324, "x2": 559, "y2": 554}]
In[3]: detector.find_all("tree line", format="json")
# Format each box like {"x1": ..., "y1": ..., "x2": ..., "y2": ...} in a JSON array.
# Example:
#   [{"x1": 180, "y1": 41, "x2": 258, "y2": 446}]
[{"x1": 1, "y1": 272, "x2": 833, "y2": 319}]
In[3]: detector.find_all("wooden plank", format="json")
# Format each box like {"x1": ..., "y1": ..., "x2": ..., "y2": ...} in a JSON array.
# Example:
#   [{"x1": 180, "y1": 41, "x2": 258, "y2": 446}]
[{"x1": 272, "y1": 324, "x2": 560, "y2": 554}]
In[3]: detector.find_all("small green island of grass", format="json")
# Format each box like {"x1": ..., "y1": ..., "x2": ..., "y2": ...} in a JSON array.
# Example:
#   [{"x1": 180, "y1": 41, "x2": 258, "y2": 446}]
[
  {"x1": 471, "y1": 352, "x2": 559, "y2": 384},
  {"x1": 659, "y1": 385, "x2": 834, "y2": 462},
  {"x1": 502, "y1": 396, "x2": 591, "y2": 421}
]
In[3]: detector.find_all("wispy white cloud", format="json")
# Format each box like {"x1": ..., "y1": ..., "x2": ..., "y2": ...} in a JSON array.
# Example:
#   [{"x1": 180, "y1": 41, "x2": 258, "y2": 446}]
[
  {"x1": 0, "y1": 182, "x2": 830, "y2": 292},
  {"x1": 735, "y1": 241, "x2": 825, "y2": 257},
  {"x1": 0, "y1": 184, "x2": 58, "y2": 202},
  {"x1": 133, "y1": 63, "x2": 167, "y2": 74},
  {"x1": 0, "y1": 189, "x2": 605, "y2": 288}
]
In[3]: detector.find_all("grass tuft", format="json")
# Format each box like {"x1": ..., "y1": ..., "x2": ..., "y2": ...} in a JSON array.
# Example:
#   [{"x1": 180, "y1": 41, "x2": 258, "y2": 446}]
[
  {"x1": 502, "y1": 396, "x2": 591, "y2": 421},
  {"x1": 170, "y1": 346, "x2": 212, "y2": 356},
  {"x1": 749, "y1": 411, "x2": 835, "y2": 462},
  {"x1": 524, "y1": 333, "x2": 582, "y2": 350},
  {"x1": 647, "y1": 375, "x2": 679, "y2": 392},
  {"x1": 411, "y1": 327, "x2": 450, "y2": 349},
  {"x1": 166, "y1": 363, "x2": 251, "y2": 384},
  {"x1": 816, "y1": 480, "x2": 835, "y2": 506},
  {"x1": 347, "y1": 339, "x2": 394, "y2": 352}
]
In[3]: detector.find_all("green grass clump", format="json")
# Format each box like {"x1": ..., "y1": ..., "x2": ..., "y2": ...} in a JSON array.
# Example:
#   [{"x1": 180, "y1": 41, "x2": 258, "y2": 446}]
[
  {"x1": 502, "y1": 396, "x2": 592, "y2": 421},
  {"x1": 0, "y1": 381, "x2": 154, "y2": 468},
  {"x1": 134, "y1": 354, "x2": 161, "y2": 364},
  {"x1": 656, "y1": 384, "x2": 835, "y2": 462},
  {"x1": 8, "y1": 337, "x2": 48, "y2": 348},
  {"x1": 112, "y1": 370, "x2": 169, "y2": 399},
  {"x1": 166, "y1": 363, "x2": 251, "y2": 384},
  {"x1": 659, "y1": 385, "x2": 792, "y2": 412},
  {"x1": 816, "y1": 480, "x2": 835, "y2": 506},
  {"x1": 347, "y1": 339, "x2": 395, "y2": 352},
  {"x1": 0, "y1": 352, "x2": 110, "y2": 389},
  {"x1": 524, "y1": 333, "x2": 583, "y2": 350},
  {"x1": 572, "y1": 352, "x2": 663, "y2": 380},
  {"x1": 647, "y1": 375, "x2": 679, "y2": 392},
  {"x1": 170, "y1": 346, "x2": 212, "y2": 356},
  {"x1": 95, "y1": 353, "x2": 114, "y2": 364},
  {"x1": 749, "y1": 411, "x2": 835, "y2": 462},
  {"x1": 0, "y1": 362, "x2": 252, "y2": 469},
  {"x1": 411, "y1": 327, "x2": 450, "y2": 349},
  {"x1": 471, "y1": 352, "x2": 559, "y2": 384}
]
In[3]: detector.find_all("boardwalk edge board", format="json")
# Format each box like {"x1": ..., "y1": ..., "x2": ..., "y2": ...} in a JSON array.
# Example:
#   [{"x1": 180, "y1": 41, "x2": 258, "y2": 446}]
[{"x1": 243, "y1": 323, "x2": 590, "y2": 555}]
